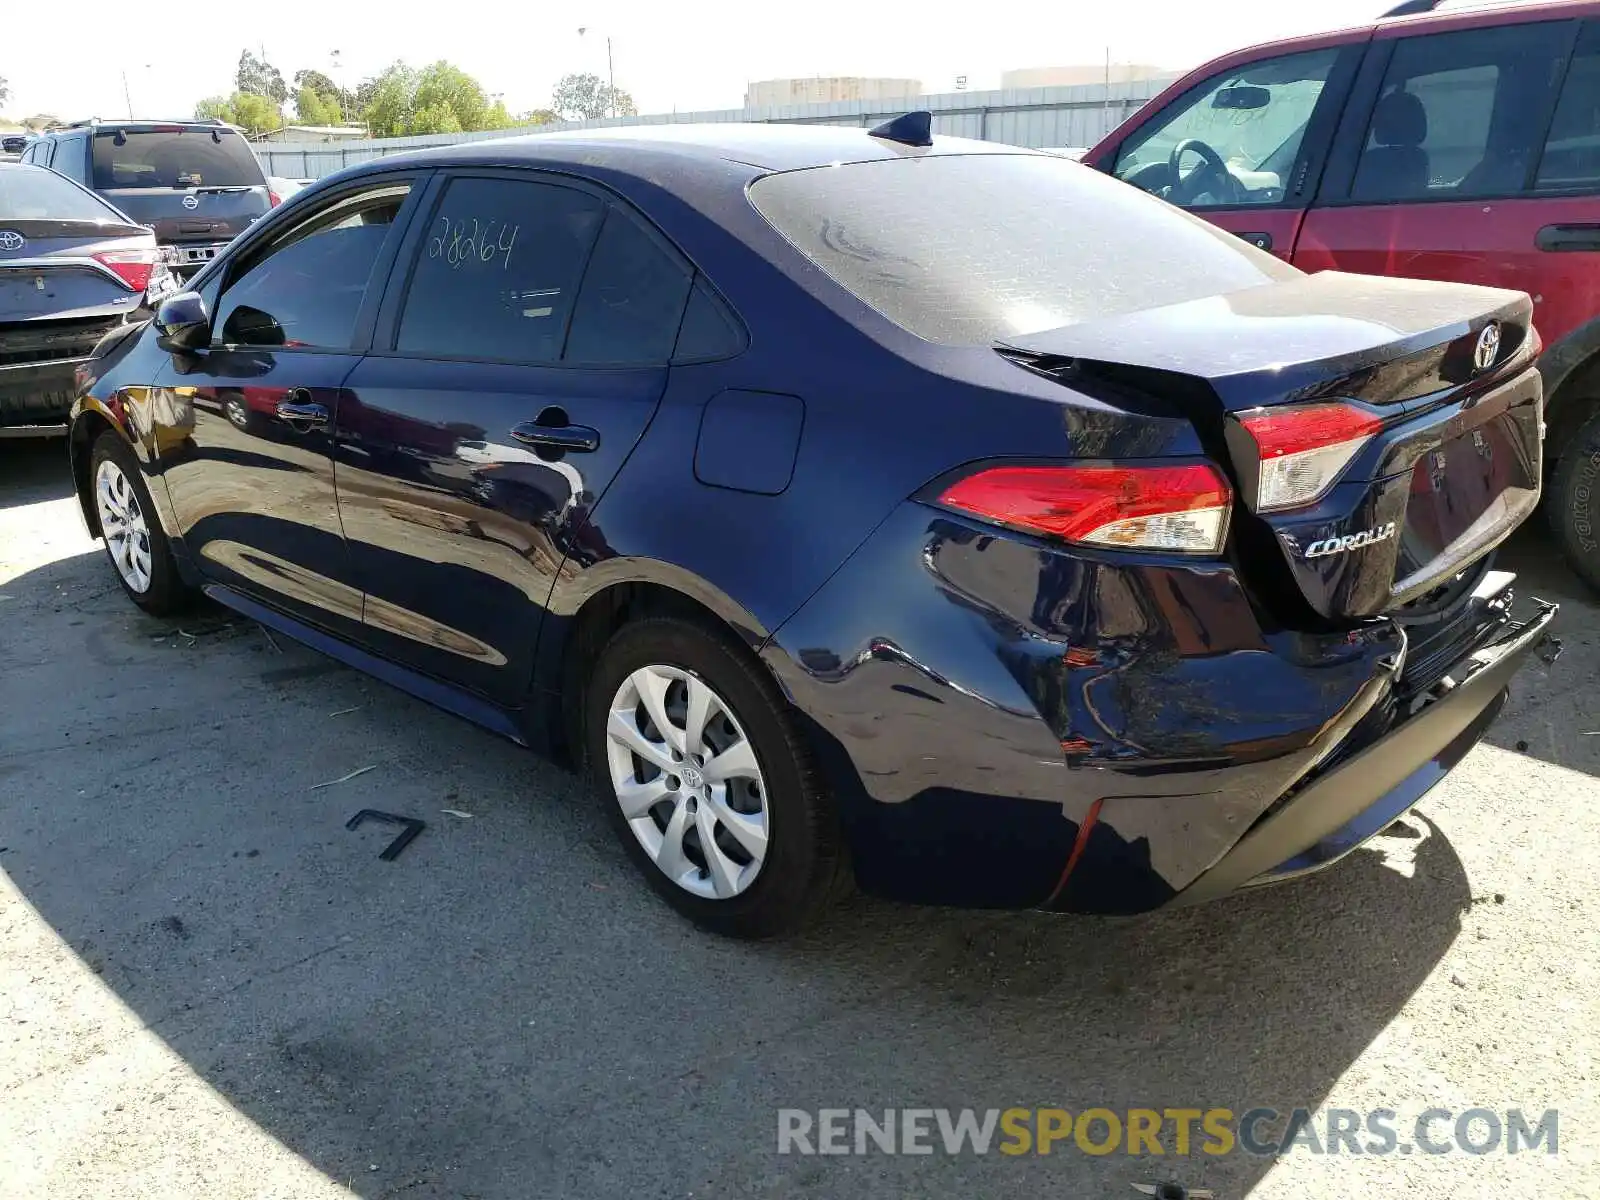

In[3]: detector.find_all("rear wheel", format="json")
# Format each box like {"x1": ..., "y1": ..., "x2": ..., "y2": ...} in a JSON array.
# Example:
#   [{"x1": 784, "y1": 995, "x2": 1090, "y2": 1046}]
[
  {"x1": 90, "y1": 431, "x2": 196, "y2": 616},
  {"x1": 1550, "y1": 406, "x2": 1600, "y2": 593},
  {"x1": 583, "y1": 616, "x2": 844, "y2": 938}
]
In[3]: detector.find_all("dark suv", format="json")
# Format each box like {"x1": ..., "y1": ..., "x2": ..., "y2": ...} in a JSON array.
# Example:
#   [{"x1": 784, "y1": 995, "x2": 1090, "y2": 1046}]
[
  {"x1": 1086, "y1": 0, "x2": 1600, "y2": 590},
  {"x1": 21, "y1": 119, "x2": 276, "y2": 278}
]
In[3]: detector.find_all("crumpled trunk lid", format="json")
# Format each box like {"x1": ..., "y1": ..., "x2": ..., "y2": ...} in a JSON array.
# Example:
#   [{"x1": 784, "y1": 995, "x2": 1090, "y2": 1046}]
[{"x1": 998, "y1": 271, "x2": 1543, "y2": 622}]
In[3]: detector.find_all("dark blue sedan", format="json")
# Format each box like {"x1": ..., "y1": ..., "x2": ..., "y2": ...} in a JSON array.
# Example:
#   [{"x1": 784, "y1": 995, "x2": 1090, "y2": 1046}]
[{"x1": 68, "y1": 118, "x2": 1556, "y2": 936}]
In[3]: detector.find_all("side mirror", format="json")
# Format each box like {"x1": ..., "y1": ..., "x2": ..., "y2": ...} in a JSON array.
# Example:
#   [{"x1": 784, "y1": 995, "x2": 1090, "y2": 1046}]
[
  {"x1": 155, "y1": 291, "x2": 210, "y2": 352},
  {"x1": 1213, "y1": 85, "x2": 1271, "y2": 111}
]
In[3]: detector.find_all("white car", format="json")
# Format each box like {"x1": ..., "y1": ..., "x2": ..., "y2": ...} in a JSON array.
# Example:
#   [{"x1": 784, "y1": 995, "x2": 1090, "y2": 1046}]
[{"x1": 267, "y1": 176, "x2": 315, "y2": 203}]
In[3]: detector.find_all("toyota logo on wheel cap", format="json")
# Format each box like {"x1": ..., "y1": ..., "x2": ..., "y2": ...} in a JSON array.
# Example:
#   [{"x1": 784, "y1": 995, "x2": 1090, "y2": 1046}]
[
  {"x1": 181, "y1": 194, "x2": 200, "y2": 209},
  {"x1": 0, "y1": 230, "x2": 25, "y2": 252},
  {"x1": 1473, "y1": 322, "x2": 1502, "y2": 372}
]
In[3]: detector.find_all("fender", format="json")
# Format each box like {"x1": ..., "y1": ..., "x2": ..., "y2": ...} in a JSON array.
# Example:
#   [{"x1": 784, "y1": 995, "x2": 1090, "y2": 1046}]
[{"x1": 1537, "y1": 313, "x2": 1600, "y2": 416}]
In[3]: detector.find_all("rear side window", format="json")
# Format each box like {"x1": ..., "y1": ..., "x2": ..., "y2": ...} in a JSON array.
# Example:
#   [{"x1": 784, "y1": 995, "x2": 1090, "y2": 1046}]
[
  {"x1": 0, "y1": 164, "x2": 126, "y2": 222},
  {"x1": 1351, "y1": 22, "x2": 1570, "y2": 201},
  {"x1": 564, "y1": 208, "x2": 694, "y2": 364},
  {"x1": 749, "y1": 153, "x2": 1296, "y2": 346},
  {"x1": 92, "y1": 127, "x2": 265, "y2": 190},
  {"x1": 1537, "y1": 22, "x2": 1600, "y2": 191},
  {"x1": 214, "y1": 183, "x2": 410, "y2": 349},
  {"x1": 396, "y1": 177, "x2": 605, "y2": 363}
]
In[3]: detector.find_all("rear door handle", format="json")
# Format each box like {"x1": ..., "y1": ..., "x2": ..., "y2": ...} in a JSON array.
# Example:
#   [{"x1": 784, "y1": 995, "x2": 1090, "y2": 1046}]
[
  {"x1": 1233, "y1": 230, "x2": 1273, "y2": 252},
  {"x1": 510, "y1": 421, "x2": 600, "y2": 453},
  {"x1": 275, "y1": 389, "x2": 329, "y2": 430},
  {"x1": 1536, "y1": 223, "x2": 1600, "y2": 252}
]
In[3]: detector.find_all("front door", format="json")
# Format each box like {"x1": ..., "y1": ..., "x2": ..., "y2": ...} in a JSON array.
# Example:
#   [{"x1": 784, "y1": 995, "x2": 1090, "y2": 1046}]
[
  {"x1": 151, "y1": 177, "x2": 420, "y2": 637},
  {"x1": 1096, "y1": 42, "x2": 1361, "y2": 262},
  {"x1": 336, "y1": 171, "x2": 697, "y2": 703}
]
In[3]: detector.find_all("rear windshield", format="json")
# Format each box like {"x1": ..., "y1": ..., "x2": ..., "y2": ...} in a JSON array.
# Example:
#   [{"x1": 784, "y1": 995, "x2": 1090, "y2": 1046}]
[
  {"x1": 748, "y1": 153, "x2": 1298, "y2": 346},
  {"x1": 0, "y1": 164, "x2": 126, "y2": 222},
  {"x1": 92, "y1": 127, "x2": 265, "y2": 190}
]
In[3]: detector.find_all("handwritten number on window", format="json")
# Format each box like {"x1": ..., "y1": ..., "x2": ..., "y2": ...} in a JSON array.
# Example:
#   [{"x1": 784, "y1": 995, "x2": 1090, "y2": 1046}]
[{"x1": 428, "y1": 216, "x2": 520, "y2": 270}]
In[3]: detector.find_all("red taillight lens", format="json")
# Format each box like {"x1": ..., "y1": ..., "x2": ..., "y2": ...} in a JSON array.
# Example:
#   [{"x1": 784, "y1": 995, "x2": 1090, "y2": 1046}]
[
  {"x1": 937, "y1": 462, "x2": 1232, "y2": 554},
  {"x1": 269, "y1": 190, "x2": 282, "y2": 207},
  {"x1": 92, "y1": 248, "x2": 161, "y2": 292},
  {"x1": 1237, "y1": 402, "x2": 1383, "y2": 513}
]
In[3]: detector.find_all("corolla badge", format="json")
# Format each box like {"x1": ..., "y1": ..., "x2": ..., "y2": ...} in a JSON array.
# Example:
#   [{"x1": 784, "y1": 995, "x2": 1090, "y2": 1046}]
[
  {"x1": 1473, "y1": 321, "x2": 1501, "y2": 372},
  {"x1": 182, "y1": 194, "x2": 199, "y2": 210},
  {"x1": 1304, "y1": 521, "x2": 1397, "y2": 558},
  {"x1": 0, "y1": 230, "x2": 25, "y2": 251}
]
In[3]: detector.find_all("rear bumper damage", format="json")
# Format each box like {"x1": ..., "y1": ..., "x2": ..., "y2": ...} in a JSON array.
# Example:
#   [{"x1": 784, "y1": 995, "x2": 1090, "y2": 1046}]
[
  {"x1": 1175, "y1": 572, "x2": 1557, "y2": 905},
  {"x1": 0, "y1": 356, "x2": 79, "y2": 436}
]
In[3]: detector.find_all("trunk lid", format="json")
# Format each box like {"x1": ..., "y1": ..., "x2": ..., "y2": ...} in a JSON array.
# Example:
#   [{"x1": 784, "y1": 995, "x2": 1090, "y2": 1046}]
[
  {"x1": 0, "y1": 220, "x2": 150, "y2": 321},
  {"x1": 998, "y1": 272, "x2": 1543, "y2": 623},
  {"x1": 90, "y1": 126, "x2": 269, "y2": 246},
  {"x1": 104, "y1": 186, "x2": 268, "y2": 245}
]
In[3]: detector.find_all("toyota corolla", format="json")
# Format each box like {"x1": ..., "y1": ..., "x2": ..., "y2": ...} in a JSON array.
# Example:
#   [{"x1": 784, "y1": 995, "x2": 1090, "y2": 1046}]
[{"x1": 67, "y1": 118, "x2": 1556, "y2": 937}]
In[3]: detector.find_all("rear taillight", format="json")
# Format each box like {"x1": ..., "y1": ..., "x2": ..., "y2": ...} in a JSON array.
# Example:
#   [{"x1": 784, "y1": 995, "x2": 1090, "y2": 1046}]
[
  {"x1": 1237, "y1": 402, "x2": 1383, "y2": 513},
  {"x1": 269, "y1": 191, "x2": 282, "y2": 207},
  {"x1": 937, "y1": 462, "x2": 1232, "y2": 554},
  {"x1": 92, "y1": 248, "x2": 162, "y2": 293}
]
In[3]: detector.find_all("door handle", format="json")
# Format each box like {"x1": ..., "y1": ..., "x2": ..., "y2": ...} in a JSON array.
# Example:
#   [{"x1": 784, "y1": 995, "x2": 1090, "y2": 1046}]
[
  {"x1": 1536, "y1": 223, "x2": 1600, "y2": 252},
  {"x1": 510, "y1": 420, "x2": 600, "y2": 453},
  {"x1": 275, "y1": 390, "x2": 329, "y2": 430},
  {"x1": 1234, "y1": 230, "x2": 1273, "y2": 252}
]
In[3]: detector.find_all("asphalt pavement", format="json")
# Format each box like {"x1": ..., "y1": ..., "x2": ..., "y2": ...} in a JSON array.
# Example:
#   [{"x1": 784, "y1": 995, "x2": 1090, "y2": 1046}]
[{"x1": 2, "y1": 438, "x2": 1597, "y2": 1199}]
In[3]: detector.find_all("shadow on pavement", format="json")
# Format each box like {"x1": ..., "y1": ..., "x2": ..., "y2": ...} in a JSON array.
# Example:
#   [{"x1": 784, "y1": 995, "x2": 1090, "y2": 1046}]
[
  {"x1": 0, "y1": 439, "x2": 75, "y2": 508},
  {"x1": 0, "y1": 529, "x2": 1477, "y2": 1200}
]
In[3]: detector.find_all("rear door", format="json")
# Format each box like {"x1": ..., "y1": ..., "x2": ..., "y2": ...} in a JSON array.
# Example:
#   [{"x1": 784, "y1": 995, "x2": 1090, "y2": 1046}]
[
  {"x1": 1094, "y1": 40, "x2": 1362, "y2": 261},
  {"x1": 90, "y1": 126, "x2": 271, "y2": 248},
  {"x1": 1296, "y1": 16, "x2": 1594, "y2": 344},
  {"x1": 335, "y1": 171, "x2": 694, "y2": 702},
  {"x1": 152, "y1": 176, "x2": 421, "y2": 638}
]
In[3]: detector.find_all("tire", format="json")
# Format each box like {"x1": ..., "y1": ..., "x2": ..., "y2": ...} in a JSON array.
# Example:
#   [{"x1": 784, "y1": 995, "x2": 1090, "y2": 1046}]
[
  {"x1": 583, "y1": 616, "x2": 845, "y2": 938},
  {"x1": 1549, "y1": 405, "x2": 1600, "y2": 594},
  {"x1": 89, "y1": 430, "x2": 197, "y2": 616}
]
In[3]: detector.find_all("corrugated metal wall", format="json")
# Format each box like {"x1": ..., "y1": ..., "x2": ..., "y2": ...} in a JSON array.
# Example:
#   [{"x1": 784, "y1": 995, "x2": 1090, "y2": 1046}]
[{"x1": 256, "y1": 76, "x2": 1176, "y2": 179}]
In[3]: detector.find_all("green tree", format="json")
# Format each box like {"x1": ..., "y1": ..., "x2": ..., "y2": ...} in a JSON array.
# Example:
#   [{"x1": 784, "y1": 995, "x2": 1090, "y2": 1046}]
[
  {"x1": 412, "y1": 61, "x2": 488, "y2": 132},
  {"x1": 295, "y1": 86, "x2": 341, "y2": 126},
  {"x1": 551, "y1": 72, "x2": 636, "y2": 121},
  {"x1": 197, "y1": 91, "x2": 278, "y2": 135},
  {"x1": 195, "y1": 95, "x2": 236, "y2": 124},
  {"x1": 292, "y1": 69, "x2": 351, "y2": 124},
  {"x1": 484, "y1": 100, "x2": 514, "y2": 129},
  {"x1": 235, "y1": 50, "x2": 287, "y2": 104},
  {"x1": 518, "y1": 108, "x2": 558, "y2": 127},
  {"x1": 407, "y1": 103, "x2": 462, "y2": 136},
  {"x1": 358, "y1": 62, "x2": 418, "y2": 138}
]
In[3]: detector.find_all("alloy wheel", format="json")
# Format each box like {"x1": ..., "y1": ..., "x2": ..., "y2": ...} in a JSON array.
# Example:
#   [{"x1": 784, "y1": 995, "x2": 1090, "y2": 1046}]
[
  {"x1": 604, "y1": 664, "x2": 770, "y2": 899},
  {"x1": 95, "y1": 458, "x2": 153, "y2": 594}
]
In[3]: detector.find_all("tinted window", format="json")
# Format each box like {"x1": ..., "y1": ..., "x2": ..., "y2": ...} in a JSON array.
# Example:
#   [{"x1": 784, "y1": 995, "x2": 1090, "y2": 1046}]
[
  {"x1": 1537, "y1": 22, "x2": 1600, "y2": 191},
  {"x1": 92, "y1": 127, "x2": 265, "y2": 190},
  {"x1": 1113, "y1": 48, "x2": 1340, "y2": 207},
  {"x1": 1352, "y1": 22, "x2": 1569, "y2": 201},
  {"x1": 0, "y1": 163, "x2": 128, "y2": 222},
  {"x1": 397, "y1": 178, "x2": 605, "y2": 363},
  {"x1": 673, "y1": 282, "x2": 745, "y2": 361},
  {"x1": 564, "y1": 209, "x2": 694, "y2": 364},
  {"x1": 750, "y1": 153, "x2": 1296, "y2": 346},
  {"x1": 214, "y1": 184, "x2": 410, "y2": 349}
]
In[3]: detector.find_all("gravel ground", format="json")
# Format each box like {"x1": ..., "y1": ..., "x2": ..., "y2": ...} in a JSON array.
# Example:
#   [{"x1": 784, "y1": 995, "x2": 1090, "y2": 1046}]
[{"x1": 2, "y1": 438, "x2": 1597, "y2": 1199}]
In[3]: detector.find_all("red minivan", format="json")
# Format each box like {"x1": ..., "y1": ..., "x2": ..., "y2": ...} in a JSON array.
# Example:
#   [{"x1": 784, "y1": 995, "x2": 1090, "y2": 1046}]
[{"x1": 1086, "y1": 0, "x2": 1600, "y2": 589}]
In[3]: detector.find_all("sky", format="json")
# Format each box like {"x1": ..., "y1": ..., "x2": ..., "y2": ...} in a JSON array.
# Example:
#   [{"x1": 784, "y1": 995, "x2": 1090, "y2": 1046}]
[{"x1": 0, "y1": 0, "x2": 1523, "y2": 122}]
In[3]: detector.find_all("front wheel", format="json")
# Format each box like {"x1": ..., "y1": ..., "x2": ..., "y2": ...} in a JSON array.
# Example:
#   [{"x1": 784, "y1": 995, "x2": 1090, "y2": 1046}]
[
  {"x1": 1550, "y1": 406, "x2": 1600, "y2": 593},
  {"x1": 90, "y1": 430, "x2": 197, "y2": 616},
  {"x1": 584, "y1": 616, "x2": 845, "y2": 938}
]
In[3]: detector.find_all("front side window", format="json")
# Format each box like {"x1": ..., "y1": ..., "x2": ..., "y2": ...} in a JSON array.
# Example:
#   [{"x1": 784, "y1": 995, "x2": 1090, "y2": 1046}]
[
  {"x1": 1113, "y1": 48, "x2": 1340, "y2": 207},
  {"x1": 396, "y1": 177, "x2": 606, "y2": 363},
  {"x1": 1351, "y1": 22, "x2": 1570, "y2": 201},
  {"x1": 213, "y1": 183, "x2": 411, "y2": 350},
  {"x1": 92, "y1": 127, "x2": 265, "y2": 191},
  {"x1": 751, "y1": 152, "x2": 1297, "y2": 346}
]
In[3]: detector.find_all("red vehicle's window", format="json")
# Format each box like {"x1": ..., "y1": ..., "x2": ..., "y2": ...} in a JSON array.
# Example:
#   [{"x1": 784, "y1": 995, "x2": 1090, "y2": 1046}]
[
  {"x1": 1351, "y1": 21, "x2": 1570, "y2": 202},
  {"x1": 1111, "y1": 48, "x2": 1340, "y2": 209},
  {"x1": 1536, "y1": 21, "x2": 1600, "y2": 192}
]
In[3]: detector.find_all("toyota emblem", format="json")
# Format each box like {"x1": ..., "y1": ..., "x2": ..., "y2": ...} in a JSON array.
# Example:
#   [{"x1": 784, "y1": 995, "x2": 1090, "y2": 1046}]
[
  {"x1": 1473, "y1": 322, "x2": 1501, "y2": 373},
  {"x1": 0, "y1": 229, "x2": 24, "y2": 252},
  {"x1": 182, "y1": 194, "x2": 199, "y2": 210}
]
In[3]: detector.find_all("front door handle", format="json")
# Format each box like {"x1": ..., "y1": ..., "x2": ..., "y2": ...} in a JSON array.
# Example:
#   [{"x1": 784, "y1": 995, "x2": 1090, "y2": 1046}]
[
  {"x1": 510, "y1": 420, "x2": 600, "y2": 453},
  {"x1": 1234, "y1": 230, "x2": 1273, "y2": 252},
  {"x1": 1536, "y1": 223, "x2": 1600, "y2": 252},
  {"x1": 275, "y1": 390, "x2": 329, "y2": 430}
]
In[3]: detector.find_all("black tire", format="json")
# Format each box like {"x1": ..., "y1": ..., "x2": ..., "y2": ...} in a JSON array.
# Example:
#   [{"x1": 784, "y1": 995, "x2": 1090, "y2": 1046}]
[
  {"x1": 1549, "y1": 405, "x2": 1600, "y2": 594},
  {"x1": 89, "y1": 430, "x2": 197, "y2": 616},
  {"x1": 583, "y1": 616, "x2": 845, "y2": 939}
]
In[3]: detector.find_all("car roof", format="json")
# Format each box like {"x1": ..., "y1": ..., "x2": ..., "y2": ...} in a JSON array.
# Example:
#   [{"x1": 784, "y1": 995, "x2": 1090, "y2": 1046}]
[{"x1": 377, "y1": 122, "x2": 1027, "y2": 175}]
